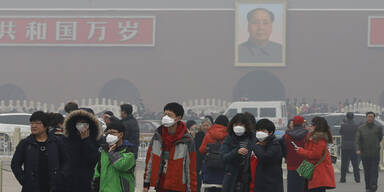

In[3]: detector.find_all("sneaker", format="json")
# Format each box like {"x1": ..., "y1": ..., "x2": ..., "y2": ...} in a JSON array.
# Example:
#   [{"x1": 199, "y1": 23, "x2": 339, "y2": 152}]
[{"x1": 339, "y1": 178, "x2": 346, "y2": 183}]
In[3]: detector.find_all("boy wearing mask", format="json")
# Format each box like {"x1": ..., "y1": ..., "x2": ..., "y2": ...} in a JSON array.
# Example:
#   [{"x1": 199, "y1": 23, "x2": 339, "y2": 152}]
[
  {"x1": 252, "y1": 119, "x2": 284, "y2": 192},
  {"x1": 93, "y1": 121, "x2": 136, "y2": 192},
  {"x1": 143, "y1": 102, "x2": 197, "y2": 192}
]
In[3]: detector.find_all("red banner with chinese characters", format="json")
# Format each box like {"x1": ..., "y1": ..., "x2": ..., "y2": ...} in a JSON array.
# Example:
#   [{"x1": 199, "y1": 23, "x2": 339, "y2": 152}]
[
  {"x1": 0, "y1": 16, "x2": 155, "y2": 46},
  {"x1": 369, "y1": 16, "x2": 384, "y2": 47}
]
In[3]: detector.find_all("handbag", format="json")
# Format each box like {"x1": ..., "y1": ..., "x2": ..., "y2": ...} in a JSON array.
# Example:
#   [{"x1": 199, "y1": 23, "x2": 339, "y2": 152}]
[{"x1": 296, "y1": 150, "x2": 327, "y2": 180}]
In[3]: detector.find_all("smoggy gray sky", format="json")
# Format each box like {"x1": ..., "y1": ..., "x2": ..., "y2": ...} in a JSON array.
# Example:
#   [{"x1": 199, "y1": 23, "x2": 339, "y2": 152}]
[{"x1": 0, "y1": 1, "x2": 384, "y2": 111}]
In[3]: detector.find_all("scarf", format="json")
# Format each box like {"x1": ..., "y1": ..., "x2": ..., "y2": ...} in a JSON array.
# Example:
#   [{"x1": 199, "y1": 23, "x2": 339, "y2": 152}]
[{"x1": 161, "y1": 121, "x2": 187, "y2": 151}]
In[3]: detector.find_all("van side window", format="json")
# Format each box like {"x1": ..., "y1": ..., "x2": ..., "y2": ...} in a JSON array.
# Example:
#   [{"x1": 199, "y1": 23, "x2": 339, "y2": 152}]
[
  {"x1": 242, "y1": 108, "x2": 258, "y2": 118},
  {"x1": 260, "y1": 108, "x2": 276, "y2": 118},
  {"x1": 0, "y1": 115, "x2": 30, "y2": 125}
]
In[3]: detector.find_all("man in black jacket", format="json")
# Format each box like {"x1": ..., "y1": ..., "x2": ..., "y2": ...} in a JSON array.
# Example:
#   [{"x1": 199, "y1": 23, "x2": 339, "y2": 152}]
[
  {"x1": 340, "y1": 112, "x2": 360, "y2": 183},
  {"x1": 11, "y1": 111, "x2": 68, "y2": 192},
  {"x1": 120, "y1": 104, "x2": 140, "y2": 159}
]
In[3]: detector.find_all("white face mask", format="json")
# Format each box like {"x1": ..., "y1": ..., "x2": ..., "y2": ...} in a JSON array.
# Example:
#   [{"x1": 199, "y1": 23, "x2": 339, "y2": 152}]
[
  {"x1": 233, "y1": 125, "x2": 246, "y2": 136},
  {"x1": 162, "y1": 115, "x2": 176, "y2": 127},
  {"x1": 106, "y1": 134, "x2": 119, "y2": 146},
  {"x1": 256, "y1": 131, "x2": 269, "y2": 142},
  {"x1": 76, "y1": 122, "x2": 89, "y2": 132}
]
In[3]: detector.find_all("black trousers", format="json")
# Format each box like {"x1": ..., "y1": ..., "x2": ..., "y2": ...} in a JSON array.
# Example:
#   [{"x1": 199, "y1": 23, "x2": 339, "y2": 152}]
[
  {"x1": 287, "y1": 170, "x2": 306, "y2": 192},
  {"x1": 340, "y1": 149, "x2": 360, "y2": 181},
  {"x1": 361, "y1": 155, "x2": 380, "y2": 191}
]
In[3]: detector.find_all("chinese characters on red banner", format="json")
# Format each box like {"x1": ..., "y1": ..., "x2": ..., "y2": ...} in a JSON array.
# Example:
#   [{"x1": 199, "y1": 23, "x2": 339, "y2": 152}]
[{"x1": 0, "y1": 16, "x2": 155, "y2": 46}]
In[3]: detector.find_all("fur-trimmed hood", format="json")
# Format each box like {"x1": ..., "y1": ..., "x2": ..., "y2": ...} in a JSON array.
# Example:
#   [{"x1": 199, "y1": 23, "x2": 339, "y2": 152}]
[
  {"x1": 310, "y1": 131, "x2": 331, "y2": 143},
  {"x1": 64, "y1": 110, "x2": 102, "y2": 140}
]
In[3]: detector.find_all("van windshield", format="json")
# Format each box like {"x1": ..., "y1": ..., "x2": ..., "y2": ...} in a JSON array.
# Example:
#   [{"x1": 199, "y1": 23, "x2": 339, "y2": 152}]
[
  {"x1": 260, "y1": 108, "x2": 276, "y2": 117},
  {"x1": 242, "y1": 108, "x2": 258, "y2": 117}
]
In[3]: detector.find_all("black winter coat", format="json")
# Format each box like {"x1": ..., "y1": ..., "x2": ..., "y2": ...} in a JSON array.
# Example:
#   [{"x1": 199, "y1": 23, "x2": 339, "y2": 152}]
[
  {"x1": 121, "y1": 115, "x2": 140, "y2": 158},
  {"x1": 252, "y1": 135, "x2": 284, "y2": 192},
  {"x1": 221, "y1": 133, "x2": 256, "y2": 192},
  {"x1": 11, "y1": 134, "x2": 68, "y2": 192},
  {"x1": 63, "y1": 110, "x2": 102, "y2": 192}
]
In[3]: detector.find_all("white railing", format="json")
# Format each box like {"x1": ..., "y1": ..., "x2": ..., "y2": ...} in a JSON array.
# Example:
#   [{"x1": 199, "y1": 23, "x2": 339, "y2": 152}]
[
  {"x1": 341, "y1": 102, "x2": 382, "y2": 114},
  {"x1": 0, "y1": 98, "x2": 137, "y2": 115},
  {"x1": 182, "y1": 98, "x2": 231, "y2": 115}
]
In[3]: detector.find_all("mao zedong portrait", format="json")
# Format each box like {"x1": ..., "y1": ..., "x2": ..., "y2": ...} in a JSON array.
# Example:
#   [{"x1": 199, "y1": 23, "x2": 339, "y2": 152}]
[{"x1": 238, "y1": 8, "x2": 283, "y2": 63}]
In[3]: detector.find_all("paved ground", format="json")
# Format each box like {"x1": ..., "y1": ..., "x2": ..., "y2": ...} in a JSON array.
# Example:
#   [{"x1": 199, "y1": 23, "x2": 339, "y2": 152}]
[{"x1": 1, "y1": 160, "x2": 381, "y2": 192}]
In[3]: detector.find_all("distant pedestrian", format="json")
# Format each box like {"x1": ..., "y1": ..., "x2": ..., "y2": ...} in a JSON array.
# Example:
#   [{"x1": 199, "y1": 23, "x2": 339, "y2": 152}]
[
  {"x1": 64, "y1": 101, "x2": 78, "y2": 114},
  {"x1": 339, "y1": 112, "x2": 360, "y2": 183},
  {"x1": 120, "y1": 104, "x2": 140, "y2": 159},
  {"x1": 356, "y1": 112, "x2": 383, "y2": 192}
]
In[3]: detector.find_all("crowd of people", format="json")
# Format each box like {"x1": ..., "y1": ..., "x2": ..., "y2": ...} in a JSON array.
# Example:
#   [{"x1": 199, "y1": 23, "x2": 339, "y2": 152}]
[
  {"x1": 11, "y1": 101, "x2": 140, "y2": 192},
  {"x1": 10, "y1": 101, "x2": 383, "y2": 192}
]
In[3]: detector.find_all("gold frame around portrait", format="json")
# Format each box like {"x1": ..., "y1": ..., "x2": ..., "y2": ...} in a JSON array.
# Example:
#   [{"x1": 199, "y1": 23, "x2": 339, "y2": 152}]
[{"x1": 235, "y1": 0, "x2": 286, "y2": 67}]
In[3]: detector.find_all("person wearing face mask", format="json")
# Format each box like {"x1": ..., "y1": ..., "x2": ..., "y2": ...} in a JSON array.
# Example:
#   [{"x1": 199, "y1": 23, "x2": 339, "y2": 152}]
[
  {"x1": 63, "y1": 110, "x2": 103, "y2": 192},
  {"x1": 221, "y1": 113, "x2": 256, "y2": 192},
  {"x1": 143, "y1": 102, "x2": 197, "y2": 192},
  {"x1": 251, "y1": 119, "x2": 284, "y2": 192},
  {"x1": 93, "y1": 121, "x2": 136, "y2": 192}
]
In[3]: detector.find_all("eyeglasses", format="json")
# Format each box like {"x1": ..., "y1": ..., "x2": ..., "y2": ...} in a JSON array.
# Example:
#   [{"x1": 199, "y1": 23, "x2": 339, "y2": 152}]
[{"x1": 106, "y1": 130, "x2": 120, "y2": 135}]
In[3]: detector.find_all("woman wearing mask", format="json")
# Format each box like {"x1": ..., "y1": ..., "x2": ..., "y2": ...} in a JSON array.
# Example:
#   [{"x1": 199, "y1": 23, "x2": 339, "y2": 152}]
[
  {"x1": 295, "y1": 117, "x2": 336, "y2": 192},
  {"x1": 195, "y1": 118, "x2": 212, "y2": 192},
  {"x1": 221, "y1": 113, "x2": 256, "y2": 192},
  {"x1": 251, "y1": 119, "x2": 284, "y2": 192}
]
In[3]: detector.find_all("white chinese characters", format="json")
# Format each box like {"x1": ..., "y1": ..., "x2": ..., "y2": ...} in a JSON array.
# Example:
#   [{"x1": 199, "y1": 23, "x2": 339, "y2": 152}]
[
  {"x1": 118, "y1": 21, "x2": 139, "y2": 41},
  {"x1": 56, "y1": 22, "x2": 77, "y2": 41},
  {"x1": 26, "y1": 22, "x2": 47, "y2": 40},
  {"x1": 0, "y1": 21, "x2": 16, "y2": 40}
]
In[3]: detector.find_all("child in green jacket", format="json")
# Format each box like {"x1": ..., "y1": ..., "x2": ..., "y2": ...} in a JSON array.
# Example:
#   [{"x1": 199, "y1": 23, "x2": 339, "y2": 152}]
[{"x1": 93, "y1": 121, "x2": 136, "y2": 192}]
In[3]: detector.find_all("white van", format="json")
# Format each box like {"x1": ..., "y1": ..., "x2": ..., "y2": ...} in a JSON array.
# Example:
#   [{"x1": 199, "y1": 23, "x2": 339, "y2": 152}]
[{"x1": 224, "y1": 101, "x2": 288, "y2": 129}]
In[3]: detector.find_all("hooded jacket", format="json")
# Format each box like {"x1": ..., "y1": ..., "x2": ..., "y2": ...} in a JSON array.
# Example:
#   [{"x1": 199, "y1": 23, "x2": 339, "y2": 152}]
[
  {"x1": 283, "y1": 125, "x2": 308, "y2": 170},
  {"x1": 144, "y1": 121, "x2": 197, "y2": 192},
  {"x1": 297, "y1": 132, "x2": 336, "y2": 190},
  {"x1": 63, "y1": 110, "x2": 102, "y2": 192},
  {"x1": 199, "y1": 124, "x2": 228, "y2": 155},
  {"x1": 199, "y1": 124, "x2": 228, "y2": 184}
]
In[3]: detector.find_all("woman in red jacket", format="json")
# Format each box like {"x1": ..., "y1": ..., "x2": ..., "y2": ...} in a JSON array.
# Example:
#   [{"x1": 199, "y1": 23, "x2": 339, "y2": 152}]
[{"x1": 295, "y1": 117, "x2": 336, "y2": 192}]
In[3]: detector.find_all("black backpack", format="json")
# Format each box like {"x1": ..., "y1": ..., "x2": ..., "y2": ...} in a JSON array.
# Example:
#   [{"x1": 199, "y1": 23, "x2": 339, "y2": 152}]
[{"x1": 204, "y1": 140, "x2": 225, "y2": 170}]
